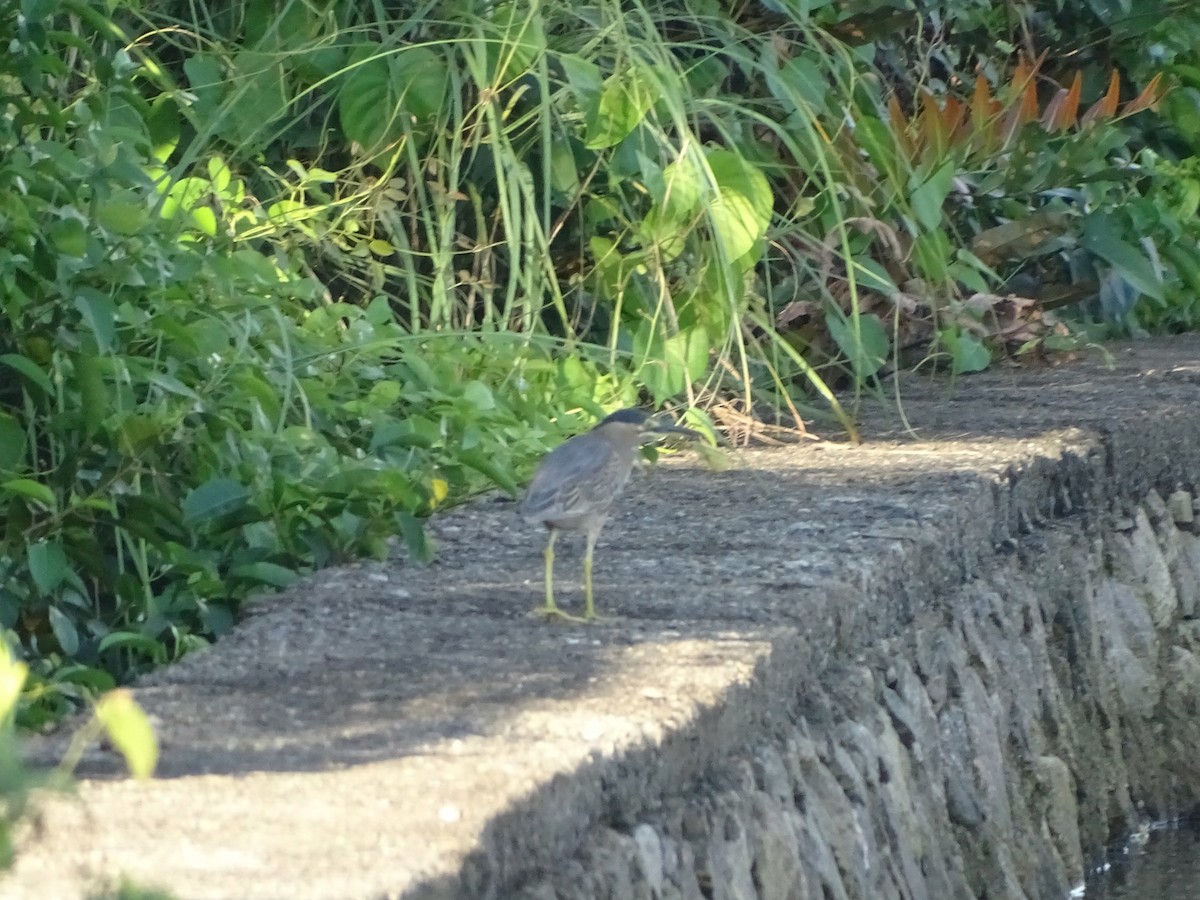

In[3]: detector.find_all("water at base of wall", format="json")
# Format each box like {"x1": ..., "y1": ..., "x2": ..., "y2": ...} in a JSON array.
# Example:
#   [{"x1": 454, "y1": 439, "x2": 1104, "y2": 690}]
[{"x1": 1074, "y1": 817, "x2": 1200, "y2": 899}]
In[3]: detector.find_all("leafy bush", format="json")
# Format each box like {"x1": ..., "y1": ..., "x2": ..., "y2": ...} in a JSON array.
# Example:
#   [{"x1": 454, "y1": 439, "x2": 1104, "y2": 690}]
[{"x1": 0, "y1": 1, "x2": 628, "y2": 724}]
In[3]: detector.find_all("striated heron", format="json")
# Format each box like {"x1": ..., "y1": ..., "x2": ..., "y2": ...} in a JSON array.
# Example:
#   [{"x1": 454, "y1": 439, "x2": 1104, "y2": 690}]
[{"x1": 519, "y1": 408, "x2": 700, "y2": 622}]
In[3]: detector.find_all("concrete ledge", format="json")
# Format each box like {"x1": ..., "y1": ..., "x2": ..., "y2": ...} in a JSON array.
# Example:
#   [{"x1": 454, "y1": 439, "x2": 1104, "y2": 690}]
[{"x1": 11, "y1": 338, "x2": 1200, "y2": 899}]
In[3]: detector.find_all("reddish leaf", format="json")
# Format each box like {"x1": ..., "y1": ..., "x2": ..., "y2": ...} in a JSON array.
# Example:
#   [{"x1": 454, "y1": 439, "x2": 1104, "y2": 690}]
[{"x1": 1082, "y1": 70, "x2": 1121, "y2": 127}]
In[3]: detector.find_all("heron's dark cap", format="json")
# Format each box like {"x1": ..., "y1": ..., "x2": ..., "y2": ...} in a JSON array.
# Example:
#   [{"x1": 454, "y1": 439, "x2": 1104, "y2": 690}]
[{"x1": 598, "y1": 408, "x2": 650, "y2": 427}]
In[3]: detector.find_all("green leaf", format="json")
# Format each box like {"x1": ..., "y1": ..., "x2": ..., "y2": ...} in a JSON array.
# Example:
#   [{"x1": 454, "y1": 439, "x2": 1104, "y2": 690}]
[
  {"x1": 939, "y1": 327, "x2": 992, "y2": 374},
  {"x1": 50, "y1": 217, "x2": 88, "y2": 257},
  {"x1": 48, "y1": 606, "x2": 79, "y2": 656},
  {"x1": 483, "y1": 1, "x2": 546, "y2": 83},
  {"x1": 457, "y1": 449, "x2": 519, "y2": 495},
  {"x1": 393, "y1": 47, "x2": 450, "y2": 122},
  {"x1": 0, "y1": 413, "x2": 27, "y2": 472},
  {"x1": 183, "y1": 53, "x2": 225, "y2": 121},
  {"x1": 395, "y1": 512, "x2": 432, "y2": 563},
  {"x1": 182, "y1": 478, "x2": 250, "y2": 525},
  {"x1": 98, "y1": 631, "x2": 169, "y2": 657},
  {"x1": 854, "y1": 116, "x2": 898, "y2": 179},
  {"x1": 907, "y1": 160, "x2": 955, "y2": 232},
  {"x1": 585, "y1": 65, "x2": 657, "y2": 150},
  {"x1": 768, "y1": 54, "x2": 830, "y2": 110},
  {"x1": 75, "y1": 290, "x2": 116, "y2": 353},
  {"x1": 828, "y1": 311, "x2": 889, "y2": 381},
  {"x1": 705, "y1": 150, "x2": 773, "y2": 263},
  {"x1": 2, "y1": 479, "x2": 56, "y2": 509},
  {"x1": 559, "y1": 53, "x2": 603, "y2": 113},
  {"x1": 849, "y1": 257, "x2": 899, "y2": 294},
  {"x1": 1081, "y1": 215, "x2": 1164, "y2": 301},
  {"x1": 0, "y1": 354, "x2": 53, "y2": 395},
  {"x1": 95, "y1": 689, "x2": 158, "y2": 779},
  {"x1": 338, "y1": 46, "x2": 448, "y2": 150},
  {"x1": 73, "y1": 352, "x2": 108, "y2": 439},
  {"x1": 461, "y1": 380, "x2": 495, "y2": 411},
  {"x1": 911, "y1": 229, "x2": 952, "y2": 282},
  {"x1": 28, "y1": 541, "x2": 69, "y2": 594},
  {"x1": 549, "y1": 141, "x2": 580, "y2": 195},
  {"x1": 228, "y1": 562, "x2": 297, "y2": 588},
  {"x1": 96, "y1": 194, "x2": 149, "y2": 235},
  {"x1": 223, "y1": 50, "x2": 291, "y2": 147},
  {"x1": 159, "y1": 176, "x2": 209, "y2": 223}
]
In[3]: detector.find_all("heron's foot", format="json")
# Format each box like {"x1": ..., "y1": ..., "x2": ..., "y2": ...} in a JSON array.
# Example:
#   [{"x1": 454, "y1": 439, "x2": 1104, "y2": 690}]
[{"x1": 528, "y1": 604, "x2": 595, "y2": 624}]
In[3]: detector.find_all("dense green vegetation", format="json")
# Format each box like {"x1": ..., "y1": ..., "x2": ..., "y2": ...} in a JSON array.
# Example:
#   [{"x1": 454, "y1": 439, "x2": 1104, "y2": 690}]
[{"x1": 2, "y1": 0, "x2": 1199, "y2": 726}]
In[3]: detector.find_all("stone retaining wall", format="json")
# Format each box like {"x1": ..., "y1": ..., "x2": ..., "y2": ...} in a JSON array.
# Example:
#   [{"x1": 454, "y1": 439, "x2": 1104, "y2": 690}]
[{"x1": 515, "y1": 489, "x2": 1200, "y2": 900}]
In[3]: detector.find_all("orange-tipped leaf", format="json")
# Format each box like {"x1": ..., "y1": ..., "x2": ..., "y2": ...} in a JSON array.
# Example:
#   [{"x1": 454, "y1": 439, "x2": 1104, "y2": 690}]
[{"x1": 1081, "y1": 69, "x2": 1121, "y2": 127}]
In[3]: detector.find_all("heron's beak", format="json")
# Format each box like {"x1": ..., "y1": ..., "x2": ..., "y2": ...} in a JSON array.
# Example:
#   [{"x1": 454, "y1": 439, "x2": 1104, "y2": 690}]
[{"x1": 643, "y1": 418, "x2": 702, "y2": 441}]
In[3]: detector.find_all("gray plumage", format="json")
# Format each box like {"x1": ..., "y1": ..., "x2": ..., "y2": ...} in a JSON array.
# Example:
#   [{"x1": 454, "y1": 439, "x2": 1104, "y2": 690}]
[
  {"x1": 519, "y1": 413, "x2": 645, "y2": 533},
  {"x1": 520, "y1": 408, "x2": 698, "y2": 622}
]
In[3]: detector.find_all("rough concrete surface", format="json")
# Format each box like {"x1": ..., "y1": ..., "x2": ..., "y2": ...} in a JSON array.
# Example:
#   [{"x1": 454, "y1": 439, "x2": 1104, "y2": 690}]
[{"x1": 9, "y1": 337, "x2": 1200, "y2": 900}]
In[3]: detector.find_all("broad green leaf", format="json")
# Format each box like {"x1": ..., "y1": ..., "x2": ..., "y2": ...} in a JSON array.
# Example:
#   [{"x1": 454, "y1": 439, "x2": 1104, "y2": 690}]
[
  {"x1": 96, "y1": 194, "x2": 149, "y2": 235},
  {"x1": 828, "y1": 312, "x2": 889, "y2": 380},
  {"x1": 559, "y1": 53, "x2": 603, "y2": 113},
  {"x1": 768, "y1": 54, "x2": 831, "y2": 110},
  {"x1": 229, "y1": 562, "x2": 298, "y2": 588},
  {"x1": 182, "y1": 53, "x2": 224, "y2": 121},
  {"x1": 207, "y1": 156, "x2": 232, "y2": 192},
  {"x1": 75, "y1": 290, "x2": 116, "y2": 352},
  {"x1": 48, "y1": 606, "x2": 79, "y2": 656},
  {"x1": 50, "y1": 217, "x2": 88, "y2": 256},
  {"x1": 190, "y1": 205, "x2": 218, "y2": 237},
  {"x1": 641, "y1": 156, "x2": 703, "y2": 254},
  {"x1": 457, "y1": 449, "x2": 520, "y2": 495},
  {"x1": 939, "y1": 327, "x2": 992, "y2": 374},
  {"x1": 182, "y1": 478, "x2": 251, "y2": 525},
  {"x1": 2, "y1": 479, "x2": 56, "y2": 509},
  {"x1": 98, "y1": 631, "x2": 169, "y2": 656},
  {"x1": 159, "y1": 177, "x2": 209, "y2": 222},
  {"x1": 395, "y1": 512, "x2": 432, "y2": 563},
  {"x1": 911, "y1": 229, "x2": 952, "y2": 282},
  {"x1": 549, "y1": 141, "x2": 580, "y2": 195},
  {"x1": 391, "y1": 47, "x2": 450, "y2": 122},
  {"x1": 1081, "y1": 215, "x2": 1164, "y2": 301},
  {"x1": 0, "y1": 413, "x2": 26, "y2": 471},
  {"x1": 585, "y1": 65, "x2": 657, "y2": 150},
  {"x1": 95, "y1": 689, "x2": 158, "y2": 779},
  {"x1": 849, "y1": 257, "x2": 899, "y2": 294},
  {"x1": 223, "y1": 50, "x2": 290, "y2": 147},
  {"x1": 73, "y1": 352, "x2": 107, "y2": 439},
  {"x1": 339, "y1": 46, "x2": 448, "y2": 151},
  {"x1": 118, "y1": 414, "x2": 161, "y2": 454},
  {"x1": 854, "y1": 115, "x2": 898, "y2": 179},
  {"x1": 907, "y1": 160, "x2": 955, "y2": 232},
  {"x1": 462, "y1": 380, "x2": 496, "y2": 411},
  {"x1": 705, "y1": 150, "x2": 773, "y2": 263},
  {"x1": 0, "y1": 354, "x2": 53, "y2": 394},
  {"x1": 484, "y1": 1, "x2": 546, "y2": 83},
  {"x1": 28, "y1": 541, "x2": 69, "y2": 594}
]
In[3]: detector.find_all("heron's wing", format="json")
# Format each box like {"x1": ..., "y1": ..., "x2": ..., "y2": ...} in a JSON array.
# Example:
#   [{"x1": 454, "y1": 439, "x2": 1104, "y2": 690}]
[{"x1": 519, "y1": 433, "x2": 621, "y2": 523}]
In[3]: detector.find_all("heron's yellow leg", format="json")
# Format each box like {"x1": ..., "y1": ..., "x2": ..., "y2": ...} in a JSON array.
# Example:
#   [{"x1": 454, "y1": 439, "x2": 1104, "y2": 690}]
[
  {"x1": 530, "y1": 531, "x2": 588, "y2": 624},
  {"x1": 583, "y1": 529, "x2": 599, "y2": 621},
  {"x1": 543, "y1": 529, "x2": 557, "y2": 611}
]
